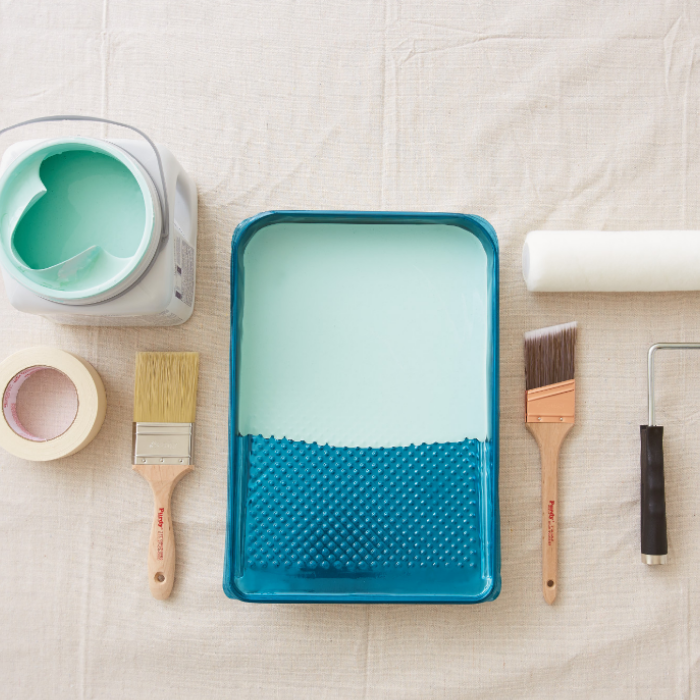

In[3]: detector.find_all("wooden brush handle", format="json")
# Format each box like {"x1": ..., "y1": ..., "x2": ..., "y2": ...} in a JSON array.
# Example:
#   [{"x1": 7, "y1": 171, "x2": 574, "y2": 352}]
[
  {"x1": 133, "y1": 464, "x2": 193, "y2": 599},
  {"x1": 526, "y1": 422, "x2": 573, "y2": 604}
]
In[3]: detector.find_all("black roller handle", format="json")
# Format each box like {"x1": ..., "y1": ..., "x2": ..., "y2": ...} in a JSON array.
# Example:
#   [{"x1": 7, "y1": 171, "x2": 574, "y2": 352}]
[{"x1": 640, "y1": 425, "x2": 667, "y2": 559}]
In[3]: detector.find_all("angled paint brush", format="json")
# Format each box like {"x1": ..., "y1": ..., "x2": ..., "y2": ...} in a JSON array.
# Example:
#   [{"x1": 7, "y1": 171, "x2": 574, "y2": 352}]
[
  {"x1": 524, "y1": 322, "x2": 577, "y2": 604},
  {"x1": 133, "y1": 352, "x2": 199, "y2": 600}
]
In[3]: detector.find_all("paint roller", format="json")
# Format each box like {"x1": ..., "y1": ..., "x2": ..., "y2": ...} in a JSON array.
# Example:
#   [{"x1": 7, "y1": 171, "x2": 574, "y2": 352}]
[
  {"x1": 523, "y1": 230, "x2": 700, "y2": 292},
  {"x1": 522, "y1": 230, "x2": 700, "y2": 566}
]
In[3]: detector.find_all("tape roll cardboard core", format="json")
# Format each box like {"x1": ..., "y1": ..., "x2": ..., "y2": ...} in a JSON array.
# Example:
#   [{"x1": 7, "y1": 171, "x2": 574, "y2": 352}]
[
  {"x1": 3, "y1": 366, "x2": 78, "y2": 441},
  {"x1": 0, "y1": 348, "x2": 106, "y2": 461}
]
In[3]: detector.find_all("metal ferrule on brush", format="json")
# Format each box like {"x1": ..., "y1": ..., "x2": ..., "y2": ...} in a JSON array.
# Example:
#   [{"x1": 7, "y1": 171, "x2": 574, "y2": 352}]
[
  {"x1": 133, "y1": 422, "x2": 194, "y2": 465},
  {"x1": 526, "y1": 380, "x2": 575, "y2": 423}
]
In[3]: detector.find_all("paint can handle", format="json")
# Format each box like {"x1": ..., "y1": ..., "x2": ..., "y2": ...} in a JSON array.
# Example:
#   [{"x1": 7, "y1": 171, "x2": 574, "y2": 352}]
[{"x1": 0, "y1": 116, "x2": 169, "y2": 243}]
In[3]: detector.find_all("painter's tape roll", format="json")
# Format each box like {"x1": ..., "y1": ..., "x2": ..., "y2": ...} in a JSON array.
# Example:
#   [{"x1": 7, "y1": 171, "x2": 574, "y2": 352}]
[
  {"x1": 523, "y1": 230, "x2": 700, "y2": 292},
  {"x1": 0, "y1": 347, "x2": 106, "y2": 461}
]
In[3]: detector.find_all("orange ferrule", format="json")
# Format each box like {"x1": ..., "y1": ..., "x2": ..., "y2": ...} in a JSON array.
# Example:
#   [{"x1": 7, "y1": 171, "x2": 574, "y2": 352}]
[{"x1": 525, "y1": 379, "x2": 575, "y2": 424}]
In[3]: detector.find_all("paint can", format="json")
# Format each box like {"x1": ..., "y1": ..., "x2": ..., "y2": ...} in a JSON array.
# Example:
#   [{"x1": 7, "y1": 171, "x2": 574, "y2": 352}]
[{"x1": 0, "y1": 117, "x2": 196, "y2": 325}]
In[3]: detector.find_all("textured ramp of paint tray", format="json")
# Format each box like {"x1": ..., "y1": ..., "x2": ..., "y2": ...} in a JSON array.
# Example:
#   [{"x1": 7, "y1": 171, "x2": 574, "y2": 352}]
[{"x1": 242, "y1": 436, "x2": 484, "y2": 591}]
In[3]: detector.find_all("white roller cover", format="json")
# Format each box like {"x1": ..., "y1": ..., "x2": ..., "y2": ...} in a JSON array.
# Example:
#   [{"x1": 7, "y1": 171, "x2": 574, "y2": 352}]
[{"x1": 523, "y1": 230, "x2": 700, "y2": 292}]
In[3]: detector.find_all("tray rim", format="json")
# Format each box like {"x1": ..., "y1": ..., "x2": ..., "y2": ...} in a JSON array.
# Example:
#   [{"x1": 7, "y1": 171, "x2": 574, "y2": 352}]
[{"x1": 225, "y1": 210, "x2": 500, "y2": 603}]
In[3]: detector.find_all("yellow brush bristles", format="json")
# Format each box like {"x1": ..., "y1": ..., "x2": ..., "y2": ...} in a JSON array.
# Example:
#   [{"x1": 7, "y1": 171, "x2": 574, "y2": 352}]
[{"x1": 133, "y1": 352, "x2": 200, "y2": 423}]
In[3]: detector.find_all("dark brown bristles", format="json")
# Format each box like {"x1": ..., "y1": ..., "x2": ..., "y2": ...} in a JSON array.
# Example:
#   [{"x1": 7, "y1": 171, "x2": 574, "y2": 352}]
[{"x1": 524, "y1": 322, "x2": 577, "y2": 391}]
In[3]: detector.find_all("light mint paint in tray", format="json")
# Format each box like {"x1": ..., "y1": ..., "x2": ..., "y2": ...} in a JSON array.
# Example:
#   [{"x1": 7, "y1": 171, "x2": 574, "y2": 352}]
[{"x1": 238, "y1": 221, "x2": 489, "y2": 448}]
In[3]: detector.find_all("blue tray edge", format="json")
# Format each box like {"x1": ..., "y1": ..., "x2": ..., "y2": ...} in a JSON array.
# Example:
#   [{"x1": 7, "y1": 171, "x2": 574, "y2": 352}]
[{"x1": 224, "y1": 210, "x2": 501, "y2": 604}]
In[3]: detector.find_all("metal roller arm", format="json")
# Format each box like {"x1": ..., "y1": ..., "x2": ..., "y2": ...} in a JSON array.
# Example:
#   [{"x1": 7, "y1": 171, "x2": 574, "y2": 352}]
[{"x1": 648, "y1": 343, "x2": 700, "y2": 426}]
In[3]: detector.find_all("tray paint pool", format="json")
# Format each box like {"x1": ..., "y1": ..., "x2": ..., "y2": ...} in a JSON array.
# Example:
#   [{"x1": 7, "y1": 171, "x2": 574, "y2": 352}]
[{"x1": 226, "y1": 211, "x2": 499, "y2": 603}]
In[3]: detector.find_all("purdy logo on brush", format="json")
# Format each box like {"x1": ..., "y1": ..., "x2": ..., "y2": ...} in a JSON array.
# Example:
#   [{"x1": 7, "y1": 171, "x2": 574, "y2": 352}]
[
  {"x1": 157, "y1": 508, "x2": 164, "y2": 560},
  {"x1": 547, "y1": 501, "x2": 555, "y2": 546}
]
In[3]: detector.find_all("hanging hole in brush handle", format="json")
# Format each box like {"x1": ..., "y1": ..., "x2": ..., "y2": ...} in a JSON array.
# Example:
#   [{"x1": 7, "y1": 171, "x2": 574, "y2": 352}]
[
  {"x1": 0, "y1": 115, "x2": 169, "y2": 243},
  {"x1": 640, "y1": 425, "x2": 667, "y2": 564}
]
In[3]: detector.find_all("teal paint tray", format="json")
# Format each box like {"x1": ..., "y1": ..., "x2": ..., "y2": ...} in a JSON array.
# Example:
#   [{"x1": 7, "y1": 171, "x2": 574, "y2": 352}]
[{"x1": 225, "y1": 211, "x2": 500, "y2": 603}]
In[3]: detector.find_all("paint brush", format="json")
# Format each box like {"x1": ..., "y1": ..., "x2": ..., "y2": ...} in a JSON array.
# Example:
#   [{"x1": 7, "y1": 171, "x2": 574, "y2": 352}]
[
  {"x1": 524, "y1": 322, "x2": 577, "y2": 604},
  {"x1": 133, "y1": 352, "x2": 199, "y2": 600}
]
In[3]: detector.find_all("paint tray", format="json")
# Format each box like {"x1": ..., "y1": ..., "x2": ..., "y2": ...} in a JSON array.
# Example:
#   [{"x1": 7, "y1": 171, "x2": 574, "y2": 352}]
[{"x1": 225, "y1": 211, "x2": 500, "y2": 603}]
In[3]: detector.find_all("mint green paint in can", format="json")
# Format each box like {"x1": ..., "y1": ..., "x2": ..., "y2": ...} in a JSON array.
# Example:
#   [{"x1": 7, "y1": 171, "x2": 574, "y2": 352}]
[
  {"x1": 13, "y1": 150, "x2": 146, "y2": 269},
  {"x1": 0, "y1": 137, "x2": 161, "y2": 304}
]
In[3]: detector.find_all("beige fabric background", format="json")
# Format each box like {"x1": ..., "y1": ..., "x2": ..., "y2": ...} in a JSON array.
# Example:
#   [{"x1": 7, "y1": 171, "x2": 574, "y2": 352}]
[{"x1": 1, "y1": 0, "x2": 700, "y2": 697}]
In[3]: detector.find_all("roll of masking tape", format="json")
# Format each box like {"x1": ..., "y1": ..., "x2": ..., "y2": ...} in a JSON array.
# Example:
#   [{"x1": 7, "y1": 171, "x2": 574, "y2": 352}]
[{"x1": 0, "y1": 347, "x2": 106, "y2": 461}]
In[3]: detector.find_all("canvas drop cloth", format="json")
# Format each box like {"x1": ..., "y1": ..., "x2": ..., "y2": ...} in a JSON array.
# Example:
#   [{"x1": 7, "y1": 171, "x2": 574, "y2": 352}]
[{"x1": 2, "y1": 1, "x2": 700, "y2": 697}]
